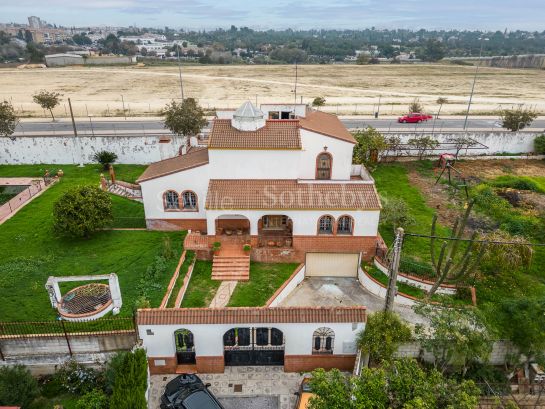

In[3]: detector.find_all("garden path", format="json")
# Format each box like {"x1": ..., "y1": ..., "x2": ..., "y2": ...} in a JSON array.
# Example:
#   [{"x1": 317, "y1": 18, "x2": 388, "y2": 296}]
[{"x1": 209, "y1": 281, "x2": 238, "y2": 308}]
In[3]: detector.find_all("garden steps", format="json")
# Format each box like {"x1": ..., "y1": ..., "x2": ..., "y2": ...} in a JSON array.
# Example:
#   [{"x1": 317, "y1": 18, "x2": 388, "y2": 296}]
[{"x1": 211, "y1": 256, "x2": 250, "y2": 281}]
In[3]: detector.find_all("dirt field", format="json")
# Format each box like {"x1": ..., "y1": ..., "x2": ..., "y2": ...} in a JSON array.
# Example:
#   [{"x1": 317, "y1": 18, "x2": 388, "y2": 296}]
[{"x1": 1, "y1": 64, "x2": 545, "y2": 117}]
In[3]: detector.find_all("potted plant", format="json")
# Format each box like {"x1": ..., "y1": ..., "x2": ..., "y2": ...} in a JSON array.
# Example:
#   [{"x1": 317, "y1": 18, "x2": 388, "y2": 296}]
[
  {"x1": 212, "y1": 241, "x2": 221, "y2": 253},
  {"x1": 243, "y1": 244, "x2": 251, "y2": 253}
]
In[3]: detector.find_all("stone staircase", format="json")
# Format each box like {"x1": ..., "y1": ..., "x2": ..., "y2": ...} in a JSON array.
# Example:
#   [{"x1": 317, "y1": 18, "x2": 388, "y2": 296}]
[
  {"x1": 211, "y1": 255, "x2": 250, "y2": 281},
  {"x1": 107, "y1": 182, "x2": 143, "y2": 202}
]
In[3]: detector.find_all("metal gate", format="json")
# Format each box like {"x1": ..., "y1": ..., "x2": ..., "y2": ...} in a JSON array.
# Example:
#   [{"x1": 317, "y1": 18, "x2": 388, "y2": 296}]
[
  {"x1": 175, "y1": 329, "x2": 196, "y2": 365},
  {"x1": 223, "y1": 327, "x2": 284, "y2": 366}
]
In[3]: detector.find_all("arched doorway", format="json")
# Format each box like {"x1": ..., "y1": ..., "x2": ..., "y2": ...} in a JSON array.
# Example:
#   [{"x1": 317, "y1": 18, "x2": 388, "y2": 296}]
[
  {"x1": 223, "y1": 327, "x2": 285, "y2": 366},
  {"x1": 215, "y1": 215, "x2": 251, "y2": 237},
  {"x1": 174, "y1": 328, "x2": 196, "y2": 365},
  {"x1": 258, "y1": 215, "x2": 293, "y2": 247}
]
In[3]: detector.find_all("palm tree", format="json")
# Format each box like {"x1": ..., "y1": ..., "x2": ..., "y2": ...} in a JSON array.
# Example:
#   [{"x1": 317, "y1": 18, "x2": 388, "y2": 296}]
[{"x1": 436, "y1": 97, "x2": 448, "y2": 119}]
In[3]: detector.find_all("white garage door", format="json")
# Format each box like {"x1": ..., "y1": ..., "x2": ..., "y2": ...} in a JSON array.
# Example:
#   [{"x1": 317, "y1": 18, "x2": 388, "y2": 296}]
[{"x1": 305, "y1": 253, "x2": 359, "y2": 277}]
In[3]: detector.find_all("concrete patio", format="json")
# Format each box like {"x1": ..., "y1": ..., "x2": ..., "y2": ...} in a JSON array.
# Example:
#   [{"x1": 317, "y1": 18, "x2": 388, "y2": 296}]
[
  {"x1": 148, "y1": 366, "x2": 304, "y2": 409},
  {"x1": 279, "y1": 277, "x2": 428, "y2": 325}
]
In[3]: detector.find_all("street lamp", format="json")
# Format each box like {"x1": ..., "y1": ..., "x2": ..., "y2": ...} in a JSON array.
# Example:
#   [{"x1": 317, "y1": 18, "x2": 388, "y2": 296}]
[
  {"x1": 88, "y1": 114, "x2": 95, "y2": 137},
  {"x1": 463, "y1": 37, "x2": 489, "y2": 130}
]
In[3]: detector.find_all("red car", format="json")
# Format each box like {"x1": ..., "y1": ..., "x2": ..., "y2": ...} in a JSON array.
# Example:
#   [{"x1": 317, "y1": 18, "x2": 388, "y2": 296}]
[{"x1": 398, "y1": 113, "x2": 433, "y2": 123}]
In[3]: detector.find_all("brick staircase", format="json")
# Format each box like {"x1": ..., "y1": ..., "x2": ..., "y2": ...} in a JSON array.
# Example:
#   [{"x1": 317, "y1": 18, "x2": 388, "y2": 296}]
[
  {"x1": 212, "y1": 255, "x2": 250, "y2": 281},
  {"x1": 211, "y1": 242, "x2": 250, "y2": 281}
]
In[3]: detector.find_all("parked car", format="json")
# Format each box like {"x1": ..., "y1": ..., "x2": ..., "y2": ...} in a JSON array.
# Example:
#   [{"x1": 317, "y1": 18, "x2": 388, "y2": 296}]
[
  {"x1": 160, "y1": 373, "x2": 225, "y2": 409},
  {"x1": 398, "y1": 113, "x2": 433, "y2": 123},
  {"x1": 294, "y1": 375, "x2": 315, "y2": 409}
]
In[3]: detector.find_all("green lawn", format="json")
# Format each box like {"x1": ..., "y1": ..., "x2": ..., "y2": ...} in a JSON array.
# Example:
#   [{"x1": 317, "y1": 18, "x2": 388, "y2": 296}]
[
  {"x1": 373, "y1": 163, "x2": 450, "y2": 264},
  {"x1": 0, "y1": 164, "x2": 184, "y2": 322},
  {"x1": 166, "y1": 251, "x2": 196, "y2": 308},
  {"x1": 227, "y1": 262, "x2": 299, "y2": 307},
  {"x1": 181, "y1": 260, "x2": 220, "y2": 308}
]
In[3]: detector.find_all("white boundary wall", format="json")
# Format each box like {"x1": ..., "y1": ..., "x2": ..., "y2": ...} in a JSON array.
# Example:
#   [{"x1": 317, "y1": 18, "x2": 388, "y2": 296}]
[
  {"x1": 357, "y1": 267, "x2": 417, "y2": 307},
  {"x1": 0, "y1": 131, "x2": 541, "y2": 165},
  {"x1": 267, "y1": 265, "x2": 306, "y2": 307}
]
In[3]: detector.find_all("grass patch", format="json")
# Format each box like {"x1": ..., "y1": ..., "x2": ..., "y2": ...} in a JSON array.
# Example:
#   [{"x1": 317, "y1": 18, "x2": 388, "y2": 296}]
[
  {"x1": 366, "y1": 265, "x2": 425, "y2": 298},
  {"x1": 109, "y1": 195, "x2": 146, "y2": 228},
  {"x1": 227, "y1": 263, "x2": 299, "y2": 307},
  {"x1": 0, "y1": 164, "x2": 184, "y2": 322},
  {"x1": 373, "y1": 163, "x2": 450, "y2": 263},
  {"x1": 489, "y1": 175, "x2": 545, "y2": 193},
  {"x1": 166, "y1": 251, "x2": 195, "y2": 308},
  {"x1": 181, "y1": 260, "x2": 220, "y2": 308}
]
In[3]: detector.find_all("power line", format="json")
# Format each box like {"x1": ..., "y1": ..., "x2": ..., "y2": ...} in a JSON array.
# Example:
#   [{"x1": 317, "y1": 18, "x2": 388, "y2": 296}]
[{"x1": 404, "y1": 232, "x2": 545, "y2": 247}]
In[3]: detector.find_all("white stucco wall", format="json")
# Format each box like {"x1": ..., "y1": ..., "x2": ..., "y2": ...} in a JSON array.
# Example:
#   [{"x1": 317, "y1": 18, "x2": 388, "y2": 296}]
[
  {"x1": 0, "y1": 135, "x2": 183, "y2": 165},
  {"x1": 205, "y1": 209, "x2": 380, "y2": 236},
  {"x1": 140, "y1": 164, "x2": 210, "y2": 220},
  {"x1": 139, "y1": 321, "x2": 365, "y2": 357},
  {"x1": 298, "y1": 129, "x2": 354, "y2": 180},
  {"x1": 207, "y1": 150, "x2": 301, "y2": 179}
]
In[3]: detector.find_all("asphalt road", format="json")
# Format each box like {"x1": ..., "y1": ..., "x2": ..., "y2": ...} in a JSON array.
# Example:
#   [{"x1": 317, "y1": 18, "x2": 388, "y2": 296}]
[{"x1": 13, "y1": 117, "x2": 545, "y2": 136}]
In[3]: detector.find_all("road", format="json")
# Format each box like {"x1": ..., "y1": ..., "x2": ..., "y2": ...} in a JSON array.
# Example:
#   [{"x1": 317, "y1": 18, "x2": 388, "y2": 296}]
[{"x1": 13, "y1": 117, "x2": 545, "y2": 136}]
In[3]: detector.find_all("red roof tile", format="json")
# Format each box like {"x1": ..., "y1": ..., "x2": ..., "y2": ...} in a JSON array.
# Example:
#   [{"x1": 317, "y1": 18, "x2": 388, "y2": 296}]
[
  {"x1": 136, "y1": 147, "x2": 209, "y2": 183},
  {"x1": 208, "y1": 119, "x2": 301, "y2": 149},
  {"x1": 137, "y1": 306, "x2": 366, "y2": 325},
  {"x1": 205, "y1": 179, "x2": 381, "y2": 210},
  {"x1": 299, "y1": 110, "x2": 356, "y2": 144}
]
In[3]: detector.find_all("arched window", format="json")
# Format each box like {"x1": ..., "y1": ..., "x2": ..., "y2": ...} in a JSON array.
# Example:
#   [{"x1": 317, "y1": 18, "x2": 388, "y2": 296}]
[
  {"x1": 164, "y1": 190, "x2": 179, "y2": 210},
  {"x1": 318, "y1": 215, "x2": 334, "y2": 235},
  {"x1": 337, "y1": 215, "x2": 354, "y2": 235},
  {"x1": 312, "y1": 327, "x2": 335, "y2": 354},
  {"x1": 182, "y1": 191, "x2": 198, "y2": 210},
  {"x1": 316, "y1": 152, "x2": 332, "y2": 180}
]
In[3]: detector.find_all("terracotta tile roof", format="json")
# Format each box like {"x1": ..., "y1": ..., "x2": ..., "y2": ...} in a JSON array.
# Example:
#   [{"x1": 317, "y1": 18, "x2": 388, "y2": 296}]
[
  {"x1": 208, "y1": 119, "x2": 301, "y2": 149},
  {"x1": 136, "y1": 147, "x2": 209, "y2": 183},
  {"x1": 206, "y1": 179, "x2": 381, "y2": 210},
  {"x1": 137, "y1": 306, "x2": 366, "y2": 325},
  {"x1": 299, "y1": 110, "x2": 356, "y2": 144}
]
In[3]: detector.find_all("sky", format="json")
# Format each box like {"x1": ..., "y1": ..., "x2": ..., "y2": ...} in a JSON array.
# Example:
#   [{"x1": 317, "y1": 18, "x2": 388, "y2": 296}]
[{"x1": 2, "y1": 0, "x2": 544, "y2": 31}]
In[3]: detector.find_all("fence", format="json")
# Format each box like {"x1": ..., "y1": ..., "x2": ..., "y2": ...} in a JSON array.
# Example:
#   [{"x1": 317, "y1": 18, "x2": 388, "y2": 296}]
[
  {"x1": 0, "y1": 179, "x2": 45, "y2": 223},
  {"x1": 478, "y1": 382, "x2": 545, "y2": 408},
  {"x1": 0, "y1": 317, "x2": 137, "y2": 361}
]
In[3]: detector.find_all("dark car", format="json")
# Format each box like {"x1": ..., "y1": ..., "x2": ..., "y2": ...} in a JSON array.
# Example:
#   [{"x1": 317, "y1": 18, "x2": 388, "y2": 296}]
[
  {"x1": 398, "y1": 113, "x2": 433, "y2": 123},
  {"x1": 160, "y1": 373, "x2": 225, "y2": 409}
]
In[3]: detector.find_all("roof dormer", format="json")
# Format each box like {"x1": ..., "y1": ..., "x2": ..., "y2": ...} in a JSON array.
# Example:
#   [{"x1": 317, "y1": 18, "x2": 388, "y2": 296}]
[{"x1": 231, "y1": 101, "x2": 266, "y2": 131}]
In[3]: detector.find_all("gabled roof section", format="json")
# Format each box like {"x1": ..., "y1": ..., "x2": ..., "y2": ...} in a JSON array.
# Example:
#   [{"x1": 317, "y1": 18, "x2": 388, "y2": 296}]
[
  {"x1": 137, "y1": 306, "x2": 366, "y2": 325},
  {"x1": 136, "y1": 147, "x2": 209, "y2": 183},
  {"x1": 299, "y1": 110, "x2": 356, "y2": 144},
  {"x1": 206, "y1": 179, "x2": 381, "y2": 210},
  {"x1": 208, "y1": 119, "x2": 301, "y2": 150}
]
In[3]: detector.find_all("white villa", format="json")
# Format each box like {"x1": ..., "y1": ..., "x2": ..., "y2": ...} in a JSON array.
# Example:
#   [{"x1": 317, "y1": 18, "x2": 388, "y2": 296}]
[{"x1": 137, "y1": 102, "x2": 381, "y2": 279}]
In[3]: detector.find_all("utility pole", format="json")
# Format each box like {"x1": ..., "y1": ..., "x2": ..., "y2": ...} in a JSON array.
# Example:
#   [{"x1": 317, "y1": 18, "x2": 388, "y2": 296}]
[
  {"x1": 177, "y1": 44, "x2": 185, "y2": 100},
  {"x1": 121, "y1": 94, "x2": 126, "y2": 120},
  {"x1": 68, "y1": 98, "x2": 84, "y2": 167},
  {"x1": 293, "y1": 60, "x2": 298, "y2": 106},
  {"x1": 384, "y1": 227, "x2": 404, "y2": 311},
  {"x1": 463, "y1": 37, "x2": 488, "y2": 130}
]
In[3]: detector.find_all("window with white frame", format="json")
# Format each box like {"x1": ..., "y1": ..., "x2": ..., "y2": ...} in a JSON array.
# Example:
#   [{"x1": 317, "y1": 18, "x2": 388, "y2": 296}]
[{"x1": 164, "y1": 191, "x2": 179, "y2": 210}]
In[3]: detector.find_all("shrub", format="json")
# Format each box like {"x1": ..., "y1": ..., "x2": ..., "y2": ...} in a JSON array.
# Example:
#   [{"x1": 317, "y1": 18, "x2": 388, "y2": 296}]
[
  {"x1": 535, "y1": 134, "x2": 545, "y2": 154},
  {"x1": 352, "y1": 126, "x2": 388, "y2": 167},
  {"x1": 54, "y1": 360, "x2": 99, "y2": 395},
  {"x1": 109, "y1": 349, "x2": 148, "y2": 409},
  {"x1": 499, "y1": 106, "x2": 538, "y2": 131},
  {"x1": 161, "y1": 235, "x2": 174, "y2": 259},
  {"x1": 93, "y1": 150, "x2": 118, "y2": 170},
  {"x1": 75, "y1": 389, "x2": 109, "y2": 409},
  {"x1": 379, "y1": 196, "x2": 416, "y2": 233},
  {"x1": 0, "y1": 365, "x2": 39, "y2": 409},
  {"x1": 408, "y1": 98, "x2": 424, "y2": 113},
  {"x1": 357, "y1": 311, "x2": 412, "y2": 365},
  {"x1": 407, "y1": 135, "x2": 439, "y2": 160},
  {"x1": 53, "y1": 185, "x2": 113, "y2": 238},
  {"x1": 312, "y1": 96, "x2": 326, "y2": 107}
]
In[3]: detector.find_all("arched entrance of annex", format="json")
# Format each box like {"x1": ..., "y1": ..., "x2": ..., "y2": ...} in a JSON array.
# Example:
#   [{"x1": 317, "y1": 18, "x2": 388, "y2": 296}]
[
  {"x1": 257, "y1": 215, "x2": 293, "y2": 248},
  {"x1": 215, "y1": 215, "x2": 251, "y2": 237},
  {"x1": 174, "y1": 328, "x2": 196, "y2": 365},
  {"x1": 223, "y1": 327, "x2": 285, "y2": 366}
]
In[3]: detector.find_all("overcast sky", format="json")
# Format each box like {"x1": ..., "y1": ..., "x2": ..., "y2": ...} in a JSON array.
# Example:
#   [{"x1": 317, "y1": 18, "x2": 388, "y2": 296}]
[{"x1": 2, "y1": 0, "x2": 544, "y2": 31}]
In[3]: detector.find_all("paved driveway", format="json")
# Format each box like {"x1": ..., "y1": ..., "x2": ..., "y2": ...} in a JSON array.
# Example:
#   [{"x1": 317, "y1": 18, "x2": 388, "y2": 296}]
[
  {"x1": 279, "y1": 277, "x2": 427, "y2": 325},
  {"x1": 148, "y1": 366, "x2": 303, "y2": 409}
]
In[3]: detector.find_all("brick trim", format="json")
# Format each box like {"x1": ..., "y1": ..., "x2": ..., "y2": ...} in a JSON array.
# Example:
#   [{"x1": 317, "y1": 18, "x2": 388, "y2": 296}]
[
  {"x1": 284, "y1": 354, "x2": 356, "y2": 372},
  {"x1": 196, "y1": 356, "x2": 225, "y2": 373}
]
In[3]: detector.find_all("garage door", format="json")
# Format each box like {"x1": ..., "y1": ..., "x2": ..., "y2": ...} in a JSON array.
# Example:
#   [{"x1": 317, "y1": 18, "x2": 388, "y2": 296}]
[{"x1": 305, "y1": 253, "x2": 359, "y2": 277}]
